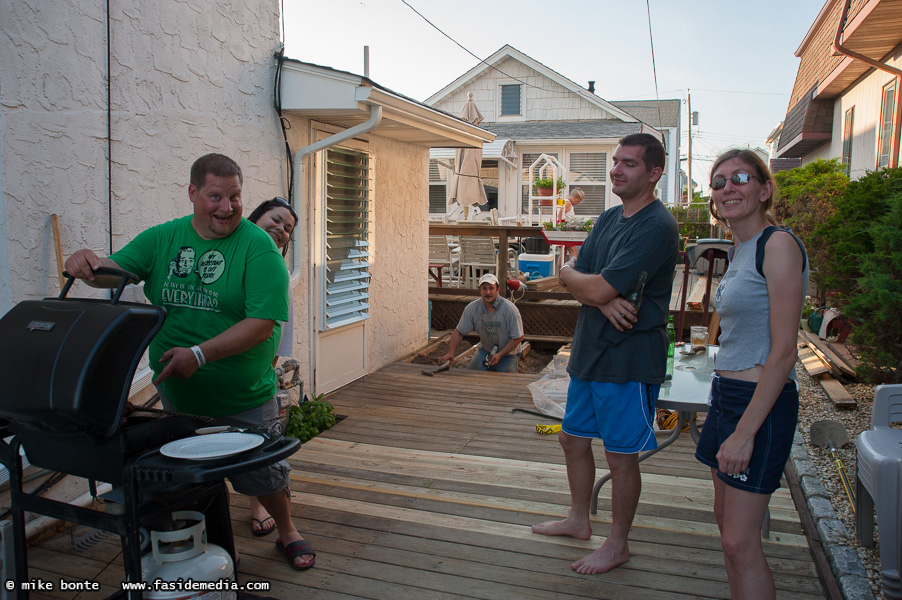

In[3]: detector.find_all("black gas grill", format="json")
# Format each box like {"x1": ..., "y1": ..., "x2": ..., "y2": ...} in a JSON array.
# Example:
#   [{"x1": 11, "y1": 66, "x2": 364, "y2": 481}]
[{"x1": 0, "y1": 269, "x2": 300, "y2": 598}]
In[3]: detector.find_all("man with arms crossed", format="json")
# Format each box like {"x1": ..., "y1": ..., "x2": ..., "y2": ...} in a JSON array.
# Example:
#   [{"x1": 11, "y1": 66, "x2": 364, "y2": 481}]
[
  {"x1": 532, "y1": 133, "x2": 678, "y2": 574},
  {"x1": 64, "y1": 153, "x2": 315, "y2": 571}
]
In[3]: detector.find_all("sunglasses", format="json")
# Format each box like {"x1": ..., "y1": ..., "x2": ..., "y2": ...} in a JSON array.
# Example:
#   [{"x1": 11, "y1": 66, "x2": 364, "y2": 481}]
[
  {"x1": 273, "y1": 196, "x2": 290, "y2": 207},
  {"x1": 710, "y1": 173, "x2": 762, "y2": 190}
]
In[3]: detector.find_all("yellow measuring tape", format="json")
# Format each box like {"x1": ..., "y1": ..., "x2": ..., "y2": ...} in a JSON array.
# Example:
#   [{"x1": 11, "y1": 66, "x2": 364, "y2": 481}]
[{"x1": 536, "y1": 424, "x2": 562, "y2": 435}]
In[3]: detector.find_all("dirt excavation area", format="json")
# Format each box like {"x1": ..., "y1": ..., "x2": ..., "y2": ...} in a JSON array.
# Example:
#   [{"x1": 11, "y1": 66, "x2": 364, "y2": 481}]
[{"x1": 408, "y1": 332, "x2": 558, "y2": 374}]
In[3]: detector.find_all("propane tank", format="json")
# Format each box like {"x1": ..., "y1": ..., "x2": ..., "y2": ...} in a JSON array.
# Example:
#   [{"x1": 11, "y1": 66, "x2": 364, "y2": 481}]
[{"x1": 140, "y1": 511, "x2": 236, "y2": 599}]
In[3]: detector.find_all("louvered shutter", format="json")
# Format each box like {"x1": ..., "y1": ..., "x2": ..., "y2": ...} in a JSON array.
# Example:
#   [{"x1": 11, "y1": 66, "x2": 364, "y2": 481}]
[{"x1": 322, "y1": 147, "x2": 370, "y2": 330}]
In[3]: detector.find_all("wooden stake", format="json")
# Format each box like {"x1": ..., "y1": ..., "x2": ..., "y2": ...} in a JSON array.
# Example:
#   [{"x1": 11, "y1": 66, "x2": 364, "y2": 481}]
[{"x1": 51, "y1": 214, "x2": 65, "y2": 290}]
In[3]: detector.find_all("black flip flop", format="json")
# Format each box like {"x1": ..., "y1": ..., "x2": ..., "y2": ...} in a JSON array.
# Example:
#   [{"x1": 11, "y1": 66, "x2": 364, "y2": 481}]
[
  {"x1": 251, "y1": 516, "x2": 276, "y2": 537},
  {"x1": 276, "y1": 538, "x2": 316, "y2": 571}
]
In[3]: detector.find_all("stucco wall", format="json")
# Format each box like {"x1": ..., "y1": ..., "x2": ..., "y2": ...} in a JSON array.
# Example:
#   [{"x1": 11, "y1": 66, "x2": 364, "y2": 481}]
[
  {"x1": 0, "y1": 0, "x2": 284, "y2": 312},
  {"x1": 367, "y1": 136, "x2": 430, "y2": 370}
]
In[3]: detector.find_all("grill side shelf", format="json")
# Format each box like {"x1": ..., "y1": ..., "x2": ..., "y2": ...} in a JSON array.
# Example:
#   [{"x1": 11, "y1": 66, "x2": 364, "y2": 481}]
[{"x1": 131, "y1": 436, "x2": 301, "y2": 483}]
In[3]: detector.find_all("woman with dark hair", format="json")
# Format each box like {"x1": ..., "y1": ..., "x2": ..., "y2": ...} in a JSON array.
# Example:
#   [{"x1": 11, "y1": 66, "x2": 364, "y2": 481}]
[
  {"x1": 695, "y1": 149, "x2": 808, "y2": 599},
  {"x1": 244, "y1": 197, "x2": 302, "y2": 548}
]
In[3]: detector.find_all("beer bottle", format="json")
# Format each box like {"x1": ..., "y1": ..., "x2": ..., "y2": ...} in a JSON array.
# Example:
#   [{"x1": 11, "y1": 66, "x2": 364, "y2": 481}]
[
  {"x1": 666, "y1": 315, "x2": 676, "y2": 357},
  {"x1": 626, "y1": 271, "x2": 647, "y2": 309}
]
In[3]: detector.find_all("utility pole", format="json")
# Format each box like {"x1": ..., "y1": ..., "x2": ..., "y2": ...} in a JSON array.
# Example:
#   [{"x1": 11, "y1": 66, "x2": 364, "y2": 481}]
[{"x1": 687, "y1": 92, "x2": 692, "y2": 206}]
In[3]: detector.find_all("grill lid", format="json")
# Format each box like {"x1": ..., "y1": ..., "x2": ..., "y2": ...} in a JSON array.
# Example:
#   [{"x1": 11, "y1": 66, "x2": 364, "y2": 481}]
[{"x1": 0, "y1": 268, "x2": 166, "y2": 438}]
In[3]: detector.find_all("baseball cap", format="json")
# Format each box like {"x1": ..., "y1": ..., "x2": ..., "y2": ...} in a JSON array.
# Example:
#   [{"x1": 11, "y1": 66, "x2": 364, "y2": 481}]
[{"x1": 478, "y1": 273, "x2": 499, "y2": 287}]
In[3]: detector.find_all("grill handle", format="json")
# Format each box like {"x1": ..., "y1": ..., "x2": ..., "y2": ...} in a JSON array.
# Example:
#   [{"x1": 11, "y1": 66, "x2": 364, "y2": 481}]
[{"x1": 60, "y1": 267, "x2": 140, "y2": 304}]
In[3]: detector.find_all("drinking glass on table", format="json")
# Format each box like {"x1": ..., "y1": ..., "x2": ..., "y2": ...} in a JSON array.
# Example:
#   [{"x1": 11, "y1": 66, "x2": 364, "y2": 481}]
[{"x1": 690, "y1": 326, "x2": 708, "y2": 350}]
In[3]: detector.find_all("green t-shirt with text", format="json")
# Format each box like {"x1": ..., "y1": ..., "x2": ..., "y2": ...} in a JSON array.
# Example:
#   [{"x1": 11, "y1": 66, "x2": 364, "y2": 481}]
[{"x1": 111, "y1": 216, "x2": 288, "y2": 416}]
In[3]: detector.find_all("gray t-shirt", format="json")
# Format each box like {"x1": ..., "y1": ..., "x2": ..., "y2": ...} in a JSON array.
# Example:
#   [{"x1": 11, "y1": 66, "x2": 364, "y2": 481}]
[
  {"x1": 713, "y1": 228, "x2": 808, "y2": 380},
  {"x1": 457, "y1": 295, "x2": 524, "y2": 354},
  {"x1": 567, "y1": 200, "x2": 679, "y2": 384}
]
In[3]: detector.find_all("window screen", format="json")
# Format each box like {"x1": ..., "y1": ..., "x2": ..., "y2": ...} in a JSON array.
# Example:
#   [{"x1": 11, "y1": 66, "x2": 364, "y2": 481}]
[
  {"x1": 842, "y1": 108, "x2": 854, "y2": 176},
  {"x1": 878, "y1": 83, "x2": 895, "y2": 169}
]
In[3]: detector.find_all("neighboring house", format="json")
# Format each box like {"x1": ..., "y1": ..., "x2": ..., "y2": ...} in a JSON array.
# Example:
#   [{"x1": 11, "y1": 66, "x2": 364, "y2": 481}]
[
  {"x1": 426, "y1": 45, "x2": 680, "y2": 222},
  {"x1": 0, "y1": 0, "x2": 491, "y2": 402},
  {"x1": 766, "y1": 122, "x2": 803, "y2": 173},
  {"x1": 776, "y1": 0, "x2": 902, "y2": 179}
]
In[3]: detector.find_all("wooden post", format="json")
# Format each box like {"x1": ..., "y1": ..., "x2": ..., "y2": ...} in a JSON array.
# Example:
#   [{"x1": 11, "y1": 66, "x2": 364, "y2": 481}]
[{"x1": 51, "y1": 214, "x2": 65, "y2": 290}]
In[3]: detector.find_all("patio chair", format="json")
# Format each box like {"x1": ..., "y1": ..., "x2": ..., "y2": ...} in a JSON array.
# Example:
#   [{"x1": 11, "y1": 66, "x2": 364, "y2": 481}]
[
  {"x1": 856, "y1": 384, "x2": 902, "y2": 599},
  {"x1": 458, "y1": 236, "x2": 496, "y2": 287},
  {"x1": 428, "y1": 235, "x2": 452, "y2": 287}
]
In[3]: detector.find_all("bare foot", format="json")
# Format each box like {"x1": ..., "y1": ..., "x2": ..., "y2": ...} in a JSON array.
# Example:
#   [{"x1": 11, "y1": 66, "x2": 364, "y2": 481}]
[
  {"x1": 571, "y1": 540, "x2": 629, "y2": 574},
  {"x1": 531, "y1": 518, "x2": 592, "y2": 540}
]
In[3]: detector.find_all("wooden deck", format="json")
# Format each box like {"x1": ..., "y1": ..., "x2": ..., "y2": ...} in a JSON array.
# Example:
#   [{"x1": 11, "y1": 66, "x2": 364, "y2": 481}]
[{"x1": 26, "y1": 362, "x2": 825, "y2": 599}]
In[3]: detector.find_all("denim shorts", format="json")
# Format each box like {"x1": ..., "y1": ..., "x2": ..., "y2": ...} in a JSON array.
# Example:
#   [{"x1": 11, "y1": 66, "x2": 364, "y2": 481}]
[
  {"x1": 158, "y1": 389, "x2": 290, "y2": 497},
  {"x1": 695, "y1": 374, "x2": 798, "y2": 494},
  {"x1": 562, "y1": 376, "x2": 660, "y2": 453}
]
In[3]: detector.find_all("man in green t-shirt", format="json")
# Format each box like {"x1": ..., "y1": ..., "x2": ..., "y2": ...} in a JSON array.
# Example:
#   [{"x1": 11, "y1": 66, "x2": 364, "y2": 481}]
[{"x1": 64, "y1": 153, "x2": 315, "y2": 571}]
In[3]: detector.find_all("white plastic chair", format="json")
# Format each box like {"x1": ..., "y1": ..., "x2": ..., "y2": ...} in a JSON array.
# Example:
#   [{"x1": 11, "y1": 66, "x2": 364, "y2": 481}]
[{"x1": 856, "y1": 383, "x2": 902, "y2": 599}]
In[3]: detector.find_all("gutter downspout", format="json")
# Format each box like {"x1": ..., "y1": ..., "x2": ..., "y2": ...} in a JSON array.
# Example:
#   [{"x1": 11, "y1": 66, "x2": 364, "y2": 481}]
[
  {"x1": 289, "y1": 98, "x2": 382, "y2": 284},
  {"x1": 833, "y1": 0, "x2": 902, "y2": 167}
]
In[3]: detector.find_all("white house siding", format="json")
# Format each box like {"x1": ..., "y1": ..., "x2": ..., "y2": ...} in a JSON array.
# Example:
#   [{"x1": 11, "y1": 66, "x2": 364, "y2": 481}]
[
  {"x1": 434, "y1": 57, "x2": 616, "y2": 123},
  {"x1": 802, "y1": 54, "x2": 901, "y2": 179},
  {"x1": 366, "y1": 136, "x2": 430, "y2": 370},
  {"x1": 0, "y1": 0, "x2": 283, "y2": 313}
]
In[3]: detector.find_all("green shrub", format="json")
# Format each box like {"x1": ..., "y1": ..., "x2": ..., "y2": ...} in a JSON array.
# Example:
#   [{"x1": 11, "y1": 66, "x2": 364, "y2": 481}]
[
  {"x1": 668, "y1": 201, "x2": 714, "y2": 241},
  {"x1": 845, "y1": 191, "x2": 902, "y2": 382},
  {"x1": 814, "y1": 167, "x2": 902, "y2": 303},
  {"x1": 772, "y1": 159, "x2": 848, "y2": 301}
]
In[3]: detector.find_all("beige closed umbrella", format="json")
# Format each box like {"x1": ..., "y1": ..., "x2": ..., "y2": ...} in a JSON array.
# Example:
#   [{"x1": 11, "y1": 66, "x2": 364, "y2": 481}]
[{"x1": 449, "y1": 93, "x2": 487, "y2": 216}]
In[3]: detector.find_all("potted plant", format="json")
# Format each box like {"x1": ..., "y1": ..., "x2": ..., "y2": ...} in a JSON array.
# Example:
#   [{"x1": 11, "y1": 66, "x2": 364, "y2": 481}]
[{"x1": 533, "y1": 176, "x2": 566, "y2": 205}]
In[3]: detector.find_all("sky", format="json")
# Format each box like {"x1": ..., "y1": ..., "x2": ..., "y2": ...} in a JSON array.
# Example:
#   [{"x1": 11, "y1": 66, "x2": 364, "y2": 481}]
[{"x1": 282, "y1": 0, "x2": 826, "y2": 194}]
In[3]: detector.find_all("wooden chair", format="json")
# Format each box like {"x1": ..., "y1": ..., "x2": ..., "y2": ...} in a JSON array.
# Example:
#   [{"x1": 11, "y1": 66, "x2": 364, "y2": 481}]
[
  {"x1": 458, "y1": 236, "x2": 496, "y2": 287},
  {"x1": 428, "y1": 235, "x2": 452, "y2": 287}
]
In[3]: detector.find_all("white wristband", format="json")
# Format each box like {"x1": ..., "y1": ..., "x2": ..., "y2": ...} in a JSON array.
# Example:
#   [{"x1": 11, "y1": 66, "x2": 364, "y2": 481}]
[
  {"x1": 190, "y1": 345, "x2": 206, "y2": 367},
  {"x1": 560, "y1": 263, "x2": 572, "y2": 270}
]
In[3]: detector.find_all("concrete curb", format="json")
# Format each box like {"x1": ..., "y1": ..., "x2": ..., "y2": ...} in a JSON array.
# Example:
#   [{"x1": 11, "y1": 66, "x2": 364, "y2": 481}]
[{"x1": 790, "y1": 430, "x2": 875, "y2": 600}]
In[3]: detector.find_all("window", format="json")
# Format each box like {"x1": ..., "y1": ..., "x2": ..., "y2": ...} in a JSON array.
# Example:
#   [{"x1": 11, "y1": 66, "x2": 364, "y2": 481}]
[
  {"x1": 568, "y1": 152, "x2": 607, "y2": 215},
  {"x1": 878, "y1": 81, "x2": 896, "y2": 169},
  {"x1": 321, "y1": 146, "x2": 370, "y2": 330},
  {"x1": 842, "y1": 107, "x2": 854, "y2": 176},
  {"x1": 501, "y1": 84, "x2": 521, "y2": 116},
  {"x1": 429, "y1": 159, "x2": 450, "y2": 214}
]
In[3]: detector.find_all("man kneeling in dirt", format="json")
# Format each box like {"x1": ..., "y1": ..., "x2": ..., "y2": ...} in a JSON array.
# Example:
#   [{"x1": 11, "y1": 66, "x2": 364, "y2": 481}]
[{"x1": 438, "y1": 273, "x2": 524, "y2": 373}]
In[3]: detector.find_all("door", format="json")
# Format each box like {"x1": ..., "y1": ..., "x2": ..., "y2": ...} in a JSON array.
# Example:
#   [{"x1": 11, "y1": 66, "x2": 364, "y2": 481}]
[{"x1": 311, "y1": 141, "x2": 371, "y2": 394}]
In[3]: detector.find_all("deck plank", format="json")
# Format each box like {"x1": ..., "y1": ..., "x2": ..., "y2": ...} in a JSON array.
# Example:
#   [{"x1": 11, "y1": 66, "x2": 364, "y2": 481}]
[{"x1": 25, "y1": 361, "x2": 825, "y2": 599}]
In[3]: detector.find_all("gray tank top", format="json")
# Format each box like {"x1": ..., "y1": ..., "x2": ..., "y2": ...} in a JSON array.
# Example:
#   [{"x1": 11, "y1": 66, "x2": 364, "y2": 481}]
[{"x1": 712, "y1": 228, "x2": 808, "y2": 380}]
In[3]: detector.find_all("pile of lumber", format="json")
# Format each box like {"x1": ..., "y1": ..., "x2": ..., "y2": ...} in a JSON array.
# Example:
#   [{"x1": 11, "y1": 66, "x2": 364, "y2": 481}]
[{"x1": 797, "y1": 331, "x2": 859, "y2": 408}]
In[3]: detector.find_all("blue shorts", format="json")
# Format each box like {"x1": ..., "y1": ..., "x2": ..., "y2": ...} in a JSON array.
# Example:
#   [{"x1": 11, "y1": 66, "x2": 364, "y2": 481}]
[
  {"x1": 562, "y1": 377, "x2": 660, "y2": 453},
  {"x1": 695, "y1": 374, "x2": 798, "y2": 494}
]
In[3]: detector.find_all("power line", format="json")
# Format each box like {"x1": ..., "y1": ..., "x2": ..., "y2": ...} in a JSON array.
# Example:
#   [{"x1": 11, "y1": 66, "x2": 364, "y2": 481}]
[
  {"x1": 691, "y1": 88, "x2": 789, "y2": 97},
  {"x1": 645, "y1": 0, "x2": 665, "y2": 128},
  {"x1": 400, "y1": 0, "x2": 555, "y2": 93}
]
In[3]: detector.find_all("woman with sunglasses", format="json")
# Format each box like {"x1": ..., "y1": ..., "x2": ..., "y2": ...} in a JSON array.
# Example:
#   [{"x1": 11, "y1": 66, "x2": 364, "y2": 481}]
[
  {"x1": 244, "y1": 198, "x2": 302, "y2": 543},
  {"x1": 694, "y1": 149, "x2": 807, "y2": 599}
]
